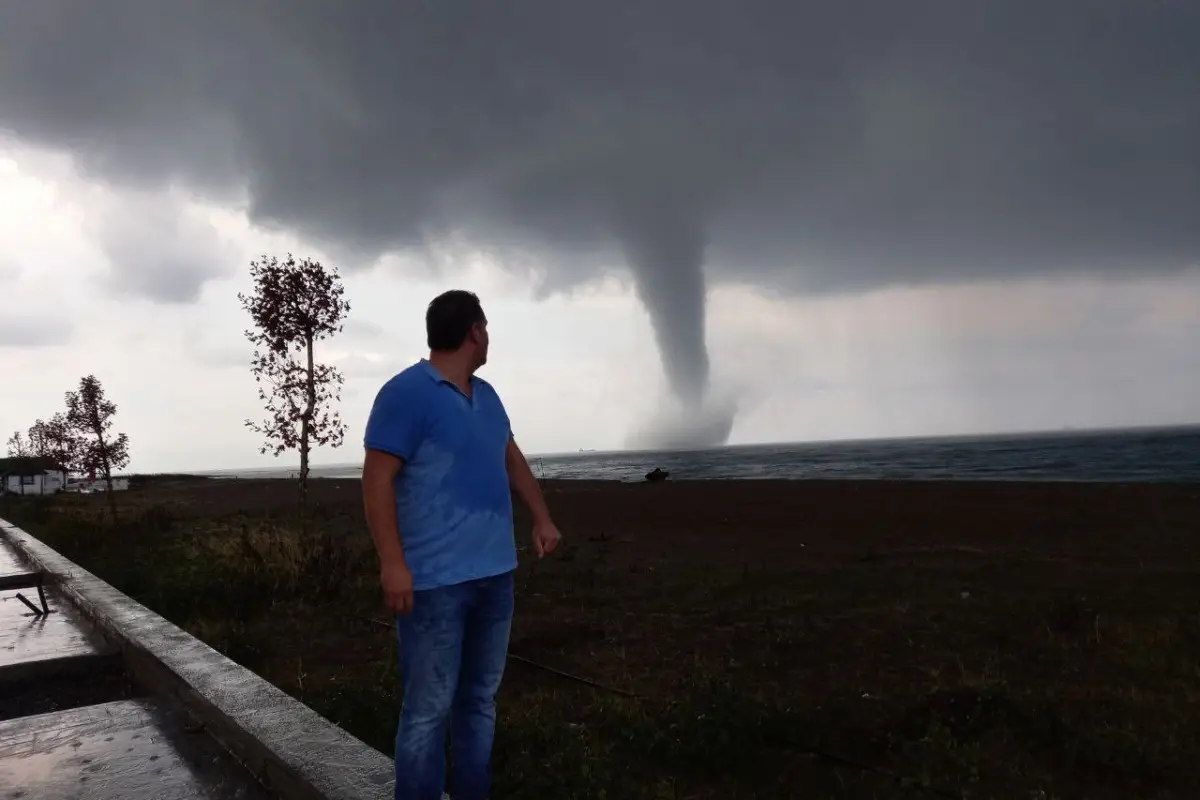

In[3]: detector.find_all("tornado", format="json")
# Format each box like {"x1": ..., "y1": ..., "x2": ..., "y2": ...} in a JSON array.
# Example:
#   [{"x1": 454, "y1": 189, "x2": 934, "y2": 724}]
[{"x1": 612, "y1": 206, "x2": 735, "y2": 449}]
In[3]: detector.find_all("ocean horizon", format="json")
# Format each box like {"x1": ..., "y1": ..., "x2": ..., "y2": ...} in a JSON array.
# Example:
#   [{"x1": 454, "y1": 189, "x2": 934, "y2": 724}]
[{"x1": 191, "y1": 424, "x2": 1200, "y2": 483}]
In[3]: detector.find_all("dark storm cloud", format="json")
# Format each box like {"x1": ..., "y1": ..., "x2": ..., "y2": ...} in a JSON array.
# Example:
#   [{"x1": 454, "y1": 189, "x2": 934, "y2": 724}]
[{"x1": 1, "y1": 1, "x2": 1197, "y2": 440}]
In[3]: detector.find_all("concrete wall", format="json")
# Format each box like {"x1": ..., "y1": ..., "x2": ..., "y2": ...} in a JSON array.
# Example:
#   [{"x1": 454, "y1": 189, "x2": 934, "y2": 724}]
[{"x1": 0, "y1": 517, "x2": 395, "y2": 800}]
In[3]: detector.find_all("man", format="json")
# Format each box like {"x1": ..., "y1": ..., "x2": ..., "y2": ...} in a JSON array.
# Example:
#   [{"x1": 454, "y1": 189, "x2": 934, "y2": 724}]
[{"x1": 362, "y1": 289, "x2": 562, "y2": 800}]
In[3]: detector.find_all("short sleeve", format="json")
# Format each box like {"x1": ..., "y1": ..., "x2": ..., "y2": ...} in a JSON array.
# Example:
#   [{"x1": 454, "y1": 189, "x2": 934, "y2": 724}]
[{"x1": 364, "y1": 377, "x2": 425, "y2": 461}]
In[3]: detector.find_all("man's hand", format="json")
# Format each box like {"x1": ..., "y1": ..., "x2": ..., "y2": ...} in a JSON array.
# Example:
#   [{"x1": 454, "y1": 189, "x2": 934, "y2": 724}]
[
  {"x1": 381, "y1": 560, "x2": 415, "y2": 614},
  {"x1": 531, "y1": 519, "x2": 562, "y2": 559}
]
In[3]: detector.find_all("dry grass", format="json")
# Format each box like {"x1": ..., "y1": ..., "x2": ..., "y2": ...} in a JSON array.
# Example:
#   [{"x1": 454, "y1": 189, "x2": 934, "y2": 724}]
[{"x1": 4, "y1": 477, "x2": 1200, "y2": 799}]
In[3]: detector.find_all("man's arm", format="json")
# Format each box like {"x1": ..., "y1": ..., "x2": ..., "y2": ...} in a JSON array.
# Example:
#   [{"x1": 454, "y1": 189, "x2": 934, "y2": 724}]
[
  {"x1": 506, "y1": 436, "x2": 561, "y2": 557},
  {"x1": 362, "y1": 376, "x2": 425, "y2": 613},
  {"x1": 506, "y1": 437, "x2": 550, "y2": 522},
  {"x1": 362, "y1": 447, "x2": 414, "y2": 612}
]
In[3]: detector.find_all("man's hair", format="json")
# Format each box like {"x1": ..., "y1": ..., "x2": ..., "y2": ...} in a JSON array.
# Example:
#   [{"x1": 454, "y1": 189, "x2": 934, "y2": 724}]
[{"x1": 426, "y1": 290, "x2": 485, "y2": 351}]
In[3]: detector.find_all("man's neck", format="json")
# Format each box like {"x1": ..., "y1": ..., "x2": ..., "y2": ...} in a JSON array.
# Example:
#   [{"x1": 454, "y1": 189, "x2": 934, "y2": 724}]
[{"x1": 428, "y1": 351, "x2": 475, "y2": 394}]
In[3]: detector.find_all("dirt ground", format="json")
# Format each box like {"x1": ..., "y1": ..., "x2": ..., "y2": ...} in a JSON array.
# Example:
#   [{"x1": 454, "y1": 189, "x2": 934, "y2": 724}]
[{"x1": 5, "y1": 477, "x2": 1200, "y2": 799}]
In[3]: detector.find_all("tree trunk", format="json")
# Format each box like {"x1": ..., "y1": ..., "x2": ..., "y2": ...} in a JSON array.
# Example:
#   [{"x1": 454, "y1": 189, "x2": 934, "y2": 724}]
[
  {"x1": 299, "y1": 426, "x2": 310, "y2": 509},
  {"x1": 299, "y1": 334, "x2": 316, "y2": 510},
  {"x1": 93, "y1": 421, "x2": 118, "y2": 523},
  {"x1": 103, "y1": 460, "x2": 117, "y2": 523}
]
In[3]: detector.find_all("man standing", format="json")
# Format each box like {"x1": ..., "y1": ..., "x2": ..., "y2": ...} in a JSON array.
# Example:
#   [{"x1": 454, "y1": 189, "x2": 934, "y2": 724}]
[{"x1": 362, "y1": 290, "x2": 562, "y2": 800}]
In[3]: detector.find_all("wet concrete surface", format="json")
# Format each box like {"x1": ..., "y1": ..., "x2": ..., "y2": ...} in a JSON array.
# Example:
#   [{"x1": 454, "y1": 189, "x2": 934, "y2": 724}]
[
  {"x1": 0, "y1": 543, "x2": 30, "y2": 578},
  {"x1": 0, "y1": 698, "x2": 272, "y2": 799},
  {"x1": 0, "y1": 583, "x2": 113, "y2": 683}
]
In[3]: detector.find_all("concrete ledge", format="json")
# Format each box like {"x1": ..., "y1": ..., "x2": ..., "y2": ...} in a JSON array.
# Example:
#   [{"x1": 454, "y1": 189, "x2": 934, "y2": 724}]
[{"x1": 0, "y1": 518, "x2": 394, "y2": 800}]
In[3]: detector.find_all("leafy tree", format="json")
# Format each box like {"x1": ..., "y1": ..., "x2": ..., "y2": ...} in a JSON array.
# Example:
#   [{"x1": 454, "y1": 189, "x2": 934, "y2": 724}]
[
  {"x1": 6, "y1": 430, "x2": 31, "y2": 495},
  {"x1": 26, "y1": 416, "x2": 81, "y2": 474},
  {"x1": 66, "y1": 376, "x2": 130, "y2": 520},
  {"x1": 40, "y1": 414, "x2": 83, "y2": 481},
  {"x1": 6, "y1": 430, "x2": 30, "y2": 457},
  {"x1": 238, "y1": 255, "x2": 350, "y2": 508},
  {"x1": 25, "y1": 420, "x2": 48, "y2": 458},
  {"x1": 15, "y1": 416, "x2": 80, "y2": 496}
]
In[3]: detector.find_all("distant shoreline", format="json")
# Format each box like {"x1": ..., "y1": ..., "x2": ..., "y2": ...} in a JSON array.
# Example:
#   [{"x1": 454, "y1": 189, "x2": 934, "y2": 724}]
[
  {"x1": 128, "y1": 476, "x2": 1200, "y2": 493},
  {"x1": 126, "y1": 422, "x2": 1200, "y2": 482},
  {"x1": 160, "y1": 421, "x2": 1200, "y2": 478},
  {"x1": 124, "y1": 424, "x2": 1200, "y2": 484}
]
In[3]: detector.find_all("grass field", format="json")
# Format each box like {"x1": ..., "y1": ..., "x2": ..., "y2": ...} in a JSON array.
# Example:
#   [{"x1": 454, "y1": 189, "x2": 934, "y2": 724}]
[{"x1": 3, "y1": 476, "x2": 1199, "y2": 799}]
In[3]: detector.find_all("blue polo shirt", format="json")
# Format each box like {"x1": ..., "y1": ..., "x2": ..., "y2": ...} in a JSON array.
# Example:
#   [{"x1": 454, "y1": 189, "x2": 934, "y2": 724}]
[{"x1": 364, "y1": 360, "x2": 517, "y2": 590}]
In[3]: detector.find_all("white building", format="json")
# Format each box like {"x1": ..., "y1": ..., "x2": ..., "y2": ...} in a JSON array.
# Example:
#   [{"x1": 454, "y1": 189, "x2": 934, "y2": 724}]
[
  {"x1": 0, "y1": 457, "x2": 67, "y2": 496},
  {"x1": 71, "y1": 477, "x2": 131, "y2": 493}
]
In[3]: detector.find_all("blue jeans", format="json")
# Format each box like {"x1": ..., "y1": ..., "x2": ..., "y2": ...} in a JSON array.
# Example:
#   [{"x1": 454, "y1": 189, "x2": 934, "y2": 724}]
[{"x1": 394, "y1": 571, "x2": 514, "y2": 800}]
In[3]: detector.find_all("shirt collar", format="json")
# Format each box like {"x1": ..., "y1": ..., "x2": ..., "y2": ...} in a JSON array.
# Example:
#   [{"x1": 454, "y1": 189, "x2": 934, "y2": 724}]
[{"x1": 419, "y1": 358, "x2": 478, "y2": 388}]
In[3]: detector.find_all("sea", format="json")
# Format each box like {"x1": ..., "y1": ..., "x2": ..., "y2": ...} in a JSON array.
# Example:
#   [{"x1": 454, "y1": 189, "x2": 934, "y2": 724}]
[{"x1": 208, "y1": 425, "x2": 1200, "y2": 483}]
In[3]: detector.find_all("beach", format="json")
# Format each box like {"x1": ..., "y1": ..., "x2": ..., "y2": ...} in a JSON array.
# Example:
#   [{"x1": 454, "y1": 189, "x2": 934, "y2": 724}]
[{"x1": 4, "y1": 476, "x2": 1199, "y2": 797}]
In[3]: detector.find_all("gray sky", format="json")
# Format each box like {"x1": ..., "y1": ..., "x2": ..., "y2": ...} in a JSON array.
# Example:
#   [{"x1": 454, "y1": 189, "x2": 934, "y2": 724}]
[{"x1": 1, "y1": 2, "x2": 1198, "y2": 471}]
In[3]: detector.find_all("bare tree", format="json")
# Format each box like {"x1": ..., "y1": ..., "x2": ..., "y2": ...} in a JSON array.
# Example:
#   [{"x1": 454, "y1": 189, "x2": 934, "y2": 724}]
[
  {"x1": 238, "y1": 254, "x2": 350, "y2": 508},
  {"x1": 66, "y1": 376, "x2": 130, "y2": 521}
]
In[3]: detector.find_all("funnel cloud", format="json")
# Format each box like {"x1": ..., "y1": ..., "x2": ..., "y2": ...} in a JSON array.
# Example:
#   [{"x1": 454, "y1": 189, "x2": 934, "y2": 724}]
[
  {"x1": 2, "y1": 1, "x2": 1199, "y2": 446},
  {"x1": 613, "y1": 203, "x2": 728, "y2": 444}
]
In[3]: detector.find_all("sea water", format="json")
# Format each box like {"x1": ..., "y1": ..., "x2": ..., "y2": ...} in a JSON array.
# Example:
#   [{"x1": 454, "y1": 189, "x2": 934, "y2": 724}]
[{"x1": 213, "y1": 425, "x2": 1200, "y2": 483}]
